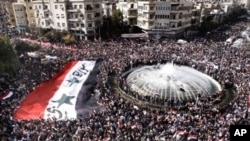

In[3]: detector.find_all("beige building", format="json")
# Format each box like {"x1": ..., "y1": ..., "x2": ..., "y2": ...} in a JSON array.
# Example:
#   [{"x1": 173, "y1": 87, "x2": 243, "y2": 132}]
[
  {"x1": 12, "y1": 0, "x2": 37, "y2": 34},
  {"x1": 5, "y1": 1, "x2": 16, "y2": 30},
  {"x1": 137, "y1": 0, "x2": 194, "y2": 38},
  {"x1": 0, "y1": 2, "x2": 8, "y2": 34},
  {"x1": 13, "y1": 1, "x2": 29, "y2": 34},
  {"x1": 32, "y1": 0, "x2": 103, "y2": 40}
]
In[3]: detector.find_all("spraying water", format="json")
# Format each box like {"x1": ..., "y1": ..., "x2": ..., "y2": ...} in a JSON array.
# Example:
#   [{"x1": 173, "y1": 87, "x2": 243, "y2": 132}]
[{"x1": 126, "y1": 63, "x2": 221, "y2": 102}]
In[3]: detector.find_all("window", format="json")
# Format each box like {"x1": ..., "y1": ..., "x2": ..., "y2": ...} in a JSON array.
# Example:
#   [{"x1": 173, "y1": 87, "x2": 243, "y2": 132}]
[
  {"x1": 55, "y1": 5, "x2": 58, "y2": 9},
  {"x1": 29, "y1": 6, "x2": 32, "y2": 10},
  {"x1": 87, "y1": 14, "x2": 91, "y2": 19},
  {"x1": 75, "y1": 14, "x2": 78, "y2": 18},
  {"x1": 81, "y1": 24, "x2": 84, "y2": 27},
  {"x1": 60, "y1": 5, "x2": 64, "y2": 10},
  {"x1": 57, "y1": 22, "x2": 60, "y2": 27},
  {"x1": 62, "y1": 23, "x2": 65, "y2": 27},
  {"x1": 95, "y1": 13, "x2": 100, "y2": 17},
  {"x1": 79, "y1": 5, "x2": 82, "y2": 9},
  {"x1": 61, "y1": 14, "x2": 65, "y2": 18},
  {"x1": 74, "y1": 5, "x2": 77, "y2": 9},
  {"x1": 88, "y1": 23, "x2": 92, "y2": 27},
  {"x1": 95, "y1": 4, "x2": 100, "y2": 8}
]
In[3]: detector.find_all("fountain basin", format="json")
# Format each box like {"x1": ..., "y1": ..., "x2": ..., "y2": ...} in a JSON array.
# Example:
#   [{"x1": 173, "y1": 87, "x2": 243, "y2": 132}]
[{"x1": 125, "y1": 63, "x2": 222, "y2": 102}]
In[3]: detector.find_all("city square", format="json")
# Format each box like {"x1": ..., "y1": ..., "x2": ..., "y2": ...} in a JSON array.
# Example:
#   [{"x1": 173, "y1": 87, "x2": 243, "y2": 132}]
[{"x1": 0, "y1": 0, "x2": 250, "y2": 141}]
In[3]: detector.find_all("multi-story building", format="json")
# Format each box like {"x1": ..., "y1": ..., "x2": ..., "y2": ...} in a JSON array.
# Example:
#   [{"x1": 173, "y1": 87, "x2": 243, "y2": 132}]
[
  {"x1": 238, "y1": 0, "x2": 250, "y2": 9},
  {"x1": 24, "y1": 0, "x2": 36, "y2": 28},
  {"x1": 117, "y1": 0, "x2": 137, "y2": 25},
  {"x1": 5, "y1": 1, "x2": 16, "y2": 30},
  {"x1": 32, "y1": 0, "x2": 103, "y2": 40},
  {"x1": 102, "y1": 0, "x2": 116, "y2": 17},
  {"x1": 137, "y1": 0, "x2": 194, "y2": 38},
  {"x1": 13, "y1": 1, "x2": 29, "y2": 34},
  {"x1": 0, "y1": 2, "x2": 8, "y2": 34}
]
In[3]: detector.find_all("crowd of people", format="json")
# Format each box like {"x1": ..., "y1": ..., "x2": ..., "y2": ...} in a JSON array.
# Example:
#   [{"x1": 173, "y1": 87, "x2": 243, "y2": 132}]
[{"x1": 0, "y1": 19, "x2": 250, "y2": 141}]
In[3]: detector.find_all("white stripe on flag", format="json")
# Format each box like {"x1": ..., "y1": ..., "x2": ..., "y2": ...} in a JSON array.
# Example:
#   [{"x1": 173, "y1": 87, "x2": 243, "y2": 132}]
[
  {"x1": 2, "y1": 91, "x2": 13, "y2": 99},
  {"x1": 44, "y1": 61, "x2": 96, "y2": 120}
]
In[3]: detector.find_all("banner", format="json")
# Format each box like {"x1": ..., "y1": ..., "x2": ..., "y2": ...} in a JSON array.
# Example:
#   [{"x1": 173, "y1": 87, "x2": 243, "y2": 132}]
[
  {"x1": 121, "y1": 33, "x2": 148, "y2": 38},
  {"x1": 14, "y1": 60, "x2": 101, "y2": 120}
]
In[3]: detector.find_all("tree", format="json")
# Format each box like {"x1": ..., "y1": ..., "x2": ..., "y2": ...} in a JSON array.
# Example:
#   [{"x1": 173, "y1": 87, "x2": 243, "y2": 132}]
[
  {"x1": 63, "y1": 34, "x2": 75, "y2": 45},
  {"x1": 0, "y1": 36, "x2": 21, "y2": 77},
  {"x1": 14, "y1": 40, "x2": 40, "y2": 55},
  {"x1": 111, "y1": 9, "x2": 124, "y2": 34}
]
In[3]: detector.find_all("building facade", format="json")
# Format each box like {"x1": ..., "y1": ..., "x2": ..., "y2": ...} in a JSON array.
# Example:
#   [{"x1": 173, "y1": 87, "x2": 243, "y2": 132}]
[
  {"x1": 13, "y1": 1, "x2": 29, "y2": 34},
  {"x1": 117, "y1": 0, "x2": 137, "y2": 25},
  {"x1": 102, "y1": 0, "x2": 116, "y2": 17},
  {"x1": 0, "y1": 2, "x2": 8, "y2": 34},
  {"x1": 137, "y1": 0, "x2": 194, "y2": 38},
  {"x1": 5, "y1": 1, "x2": 16, "y2": 31},
  {"x1": 32, "y1": 0, "x2": 103, "y2": 40}
]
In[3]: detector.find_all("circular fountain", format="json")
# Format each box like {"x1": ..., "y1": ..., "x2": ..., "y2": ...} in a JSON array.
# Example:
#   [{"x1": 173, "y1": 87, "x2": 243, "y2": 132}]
[{"x1": 125, "y1": 63, "x2": 222, "y2": 103}]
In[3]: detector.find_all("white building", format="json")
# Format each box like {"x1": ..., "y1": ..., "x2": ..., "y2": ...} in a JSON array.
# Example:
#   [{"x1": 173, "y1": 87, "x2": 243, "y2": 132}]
[
  {"x1": 137, "y1": 0, "x2": 194, "y2": 38},
  {"x1": 238, "y1": 0, "x2": 250, "y2": 9},
  {"x1": 32, "y1": 0, "x2": 103, "y2": 40},
  {"x1": 13, "y1": 2, "x2": 29, "y2": 34},
  {"x1": 117, "y1": 0, "x2": 137, "y2": 25},
  {"x1": 102, "y1": 0, "x2": 116, "y2": 17}
]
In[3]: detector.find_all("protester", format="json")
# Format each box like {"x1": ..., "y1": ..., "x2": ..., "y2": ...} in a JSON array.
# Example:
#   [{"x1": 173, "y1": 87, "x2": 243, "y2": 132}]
[{"x1": 0, "y1": 19, "x2": 249, "y2": 141}]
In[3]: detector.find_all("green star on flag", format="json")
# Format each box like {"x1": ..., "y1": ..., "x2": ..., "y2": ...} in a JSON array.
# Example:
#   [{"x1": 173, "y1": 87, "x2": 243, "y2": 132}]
[
  {"x1": 52, "y1": 94, "x2": 75, "y2": 108},
  {"x1": 67, "y1": 77, "x2": 81, "y2": 87}
]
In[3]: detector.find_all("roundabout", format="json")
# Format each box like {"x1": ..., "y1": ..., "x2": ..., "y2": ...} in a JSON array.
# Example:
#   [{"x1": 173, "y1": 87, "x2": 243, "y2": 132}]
[{"x1": 117, "y1": 62, "x2": 236, "y2": 109}]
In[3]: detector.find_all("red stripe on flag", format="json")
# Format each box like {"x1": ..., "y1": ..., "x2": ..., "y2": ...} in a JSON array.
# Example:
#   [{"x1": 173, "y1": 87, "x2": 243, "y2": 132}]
[
  {"x1": 13, "y1": 61, "x2": 77, "y2": 120},
  {"x1": 0, "y1": 91, "x2": 9, "y2": 99},
  {"x1": 248, "y1": 95, "x2": 250, "y2": 108}
]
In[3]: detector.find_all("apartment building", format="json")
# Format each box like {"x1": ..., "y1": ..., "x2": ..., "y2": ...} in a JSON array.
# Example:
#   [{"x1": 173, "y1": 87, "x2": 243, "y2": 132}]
[
  {"x1": 12, "y1": 0, "x2": 37, "y2": 34},
  {"x1": 25, "y1": 0, "x2": 36, "y2": 27},
  {"x1": 32, "y1": 0, "x2": 103, "y2": 40},
  {"x1": 13, "y1": 1, "x2": 29, "y2": 34},
  {"x1": 102, "y1": 0, "x2": 116, "y2": 17},
  {"x1": 117, "y1": 0, "x2": 137, "y2": 25},
  {"x1": 137, "y1": 0, "x2": 194, "y2": 38},
  {"x1": 5, "y1": 1, "x2": 16, "y2": 30},
  {"x1": 0, "y1": 2, "x2": 8, "y2": 34}
]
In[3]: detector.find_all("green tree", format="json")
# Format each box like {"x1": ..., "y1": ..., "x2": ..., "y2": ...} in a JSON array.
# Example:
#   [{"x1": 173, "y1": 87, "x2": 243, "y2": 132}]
[
  {"x1": 15, "y1": 41, "x2": 40, "y2": 55},
  {"x1": 0, "y1": 36, "x2": 21, "y2": 77},
  {"x1": 111, "y1": 9, "x2": 124, "y2": 34},
  {"x1": 63, "y1": 34, "x2": 75, "y2": 45}
]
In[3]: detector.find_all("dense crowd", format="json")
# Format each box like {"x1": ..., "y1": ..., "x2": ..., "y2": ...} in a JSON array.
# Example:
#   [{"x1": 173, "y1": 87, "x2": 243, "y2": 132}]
[{"x1": 0, "y1": 20, "x2": 250, "y2": 141}]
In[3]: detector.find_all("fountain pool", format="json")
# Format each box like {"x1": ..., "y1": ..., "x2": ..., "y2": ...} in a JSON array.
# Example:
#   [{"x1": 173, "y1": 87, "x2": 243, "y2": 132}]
[{"x1": 125, "y1": 63, "x2": 222, "y2": 102}]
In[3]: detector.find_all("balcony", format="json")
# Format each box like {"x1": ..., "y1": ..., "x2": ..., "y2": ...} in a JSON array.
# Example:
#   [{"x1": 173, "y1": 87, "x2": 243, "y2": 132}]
[
  {"x1": 68, "y1": 18, "x2": 79, "y2": 22},
  {"x1": 44, "y1": 9, "x2": 50, "y2": 13},
  {"x1": 85, "y1": 18, "x2": 94, "y2": 21},
  {"x1": 85, "y1": 7, "x2": 94, "y2": 12},
  {"x1": 44, "y1": 17, "x2": 51, "y2": 21},
  {"x1": 128, "y1": 8, "x2": 137, "y2": 11},
  {"x1": 67, "y1": 8, "x2": 80, "y2": 12},
  {"x1": 69, "y1": 27, "x2": 79, "y2": 30}
]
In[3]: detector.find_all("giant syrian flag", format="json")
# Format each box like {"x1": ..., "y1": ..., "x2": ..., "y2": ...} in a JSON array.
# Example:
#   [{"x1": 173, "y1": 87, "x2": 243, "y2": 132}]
[{"x1": 14, "y1": 60, "x2": 102, "y2": 120}]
